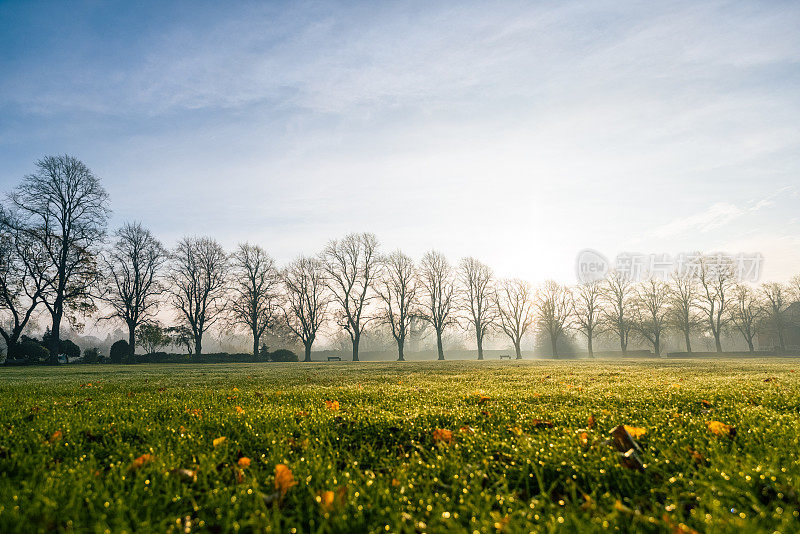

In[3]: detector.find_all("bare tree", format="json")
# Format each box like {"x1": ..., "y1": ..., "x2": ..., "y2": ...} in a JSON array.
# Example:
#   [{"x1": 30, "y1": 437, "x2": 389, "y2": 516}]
[
  {"x1": 376, "y1": 250, "x2": 418, "y2": 361},
  {"x1": 668, "y1": 270, "x2": 701, "y2": 352},
  {"x1": 571, "y1": 280, "x2": 603, "y2": 358},
  {"x1": 458, "y1": 257, "x2": 496, "y2": 360},
  {"x1": 761, "y1": 281, "x2": 789, "y2": 354},
  {"x1": 282, "y1": 256, "x2": 328, "y2": 362},
  {"x1": 0, "y1": 207, "x2": 49, "y2": 358},
  {"x1": 602, "y1": 270, "x2": 635, "y2": 354},
  {"x1": 228, "y1": 243, "x2": 281, "y2": 356},
  {"x1": 8, "y1": 155, "x2": 109, "y2": 362},
  {"x1": 418, "y1": 250, "x2": 456, "y2": 360},
  {"x1": 100, "y1": 222, "x2": 166, "y2": 354},
  {"x1": 632, "y1": 278, "x2": 670, "y2": 356},
  {"x1": 322, "y1": 232, "x2": 380, "y2": 361},
  {"x1": 535, "y1": 280, "x2": 571, "y2": 358},
  {"x1": 728, "y1": 283, "x2": 763, "y2": 354},
  {"x1": 495, "y1": 278, "x2": 534, "y2": 359},
  {"x1": 697, "y1": 255, "x2": 735, "y2": 352},
  {"x1": 167, "y1": 237, "x2": 228, "y2": 356}
]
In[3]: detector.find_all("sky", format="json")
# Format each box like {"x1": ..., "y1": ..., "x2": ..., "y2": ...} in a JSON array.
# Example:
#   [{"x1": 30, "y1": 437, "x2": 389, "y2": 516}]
[{"x1": 1, "y1": 0, "x2": 799, "y2": 285}]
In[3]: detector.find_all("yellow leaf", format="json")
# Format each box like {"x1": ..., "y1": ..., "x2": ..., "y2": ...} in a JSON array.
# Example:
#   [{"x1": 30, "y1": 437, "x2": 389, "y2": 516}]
[
  {"x1": 325, "y1": 400, "x2": 340, "y2": 412},
  {"x1": 624, "y1": 425, "x2": 646, "y2": 439},
  {"x1": 235, "y1": 406, "x2": 244, "y2": 415},
  {"x1": 274, "y1": 464, "x2": 297, "y2": 495},
  {"x1": 213, "y1": 436, "x2": 227, "y2": 447},
  {"x1": 706, "y1": 420, "x2": 736, "y2": 437}
]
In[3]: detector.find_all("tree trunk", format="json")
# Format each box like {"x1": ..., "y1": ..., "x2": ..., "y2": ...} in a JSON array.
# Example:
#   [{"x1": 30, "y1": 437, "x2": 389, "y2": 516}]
[
  {"x1": 436, "y1": 331, "x2": 445, "y2": 360},
  {"x1": 48, "y1": 312, "x2": 62, "y2": 364},
  {"x1": 397, "y1": 339, "x2": 405, "y2": 361},
  {"x1": 747, "y1": 337, "x2": 755, "y2": 354},
  {"x1": 654, "y1": 332, "x2": 660, "y2": 357},
  {"x1": 128, "y1": 323, "x2": 137, "y2": 356},
  {"x1": 714, "y1": 332, "x2": 722, "y2": 353},
  {"x1": 194, "y1": 335, "x2": 202, "y2": 356},
  {"x1": 587, "y1": 335, "x2": 594, "y2": 358},
  {"x1": 252, "y1": 331, "x2": 260, "y2": 357},
  {"x1": 303, "y1": 343, "x2": 312, "y2": 362},
  {"x1": 619, "y1": 331, "x2": 626, "y2": 355},
  {"x1": 514, "y1": 340, "x2": 522, "y2": 359},
  {"x1": 777, "y1": 329, "x2": 786, "y2": 355},
  {"x1": 476, "y1": 335, "x2": 483, "y2": 360},
  {"x1": 684, "y1": 329, "x2": 692, "y2": 353},
  {"x1": 352, "y1": 334, "x2": 359, "y2": 362},
  {"x1": 551, "y1": 335, "x2": 558, "y2": 359}
]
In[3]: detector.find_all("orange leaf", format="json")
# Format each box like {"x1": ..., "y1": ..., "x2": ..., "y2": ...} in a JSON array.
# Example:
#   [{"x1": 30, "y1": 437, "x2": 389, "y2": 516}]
[
  {"x1": 131, "y1": 453, "x2": 154, "y2": 470},
  {"x1": 274, "y1": 464, "x2": 297, "y2": 495},
  {"x1": 317, "y1": 487, "x2": 346, "y2": 512},
  {"x1": 48, "y1": 430, "x2": 63, "y2": 443},
  {"x1": 706, "y1": 420, "x2": 736, "y2": 438},
  {"x1": 587, "y1": 414, "x2": 596, "y2": 429},
  {"x1": 235, "y1": 406, "x2": 244, "y2": 415},
  {"x1": 238, "y1": 457, "x2": 251, "y2": 468},
  {"x1": 624, "y1": 425, "x2": 646, "y2": 439},
  {"x1": 325, "y1": 400, "x2": 340, "y2": 412},
  {"x1": 432, "y1": 428, "x2": 453, "y2": 444},
  {"x1": 578, "y1": 431, "x2": 589, "y2": 449}
]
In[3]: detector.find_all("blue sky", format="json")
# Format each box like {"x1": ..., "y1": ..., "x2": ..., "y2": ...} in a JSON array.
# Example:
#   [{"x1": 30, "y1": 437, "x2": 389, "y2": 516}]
[{"x1": 1, "y1": 0, "x2": 799, "y2": 282}]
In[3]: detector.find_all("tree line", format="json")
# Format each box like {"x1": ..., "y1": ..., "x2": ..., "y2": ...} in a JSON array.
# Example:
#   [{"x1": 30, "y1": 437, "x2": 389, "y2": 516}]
[{"x1": 1, "y1": 155, "x2": 798, "y2": 363}]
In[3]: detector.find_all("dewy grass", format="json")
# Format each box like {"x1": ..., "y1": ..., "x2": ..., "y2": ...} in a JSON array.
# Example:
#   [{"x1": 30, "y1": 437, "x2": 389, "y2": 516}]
[{"x1": 1, "y1": 359, "x2": 799, "y2": 533}]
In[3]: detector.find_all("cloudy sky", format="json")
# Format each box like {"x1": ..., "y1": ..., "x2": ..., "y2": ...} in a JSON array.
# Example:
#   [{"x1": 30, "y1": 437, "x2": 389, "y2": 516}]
[{"x1": 1, "y1": 0, "x2": 799, "y2": 283}]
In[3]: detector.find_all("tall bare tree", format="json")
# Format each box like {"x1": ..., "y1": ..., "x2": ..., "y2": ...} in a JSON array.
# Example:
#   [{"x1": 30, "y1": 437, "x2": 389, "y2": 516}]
[
  {"x1": 228, "y1": 243, "x2": 281, "y2": 357},
  {"x1": 632, "y1": 278, "x2": 670, "y2": 356},
  {"x1": 8, "y1": 155, "x2": 109, "y2": 362},
  {"x1": 0, "y1": 207, "x2": 49, "y2": 358},
  {"x1": 571, "y1": 280, "x2": 603, "y2": 357},
  {"x1": 535, "y1": 280, "x2": 571, "y2": 358},
  {"x1": 282, "y1": 256, "x2": 329, "y2": 362},
  {"x1": 167, "y1": 236, "x2": 228, "y2": 356},
  {"x1": 602, "y1": 270, "x2": 635, "y2": 354},
  {"x1": 376, "y1": 250, "x2": 418, "y2": 361},
  {"x1": 698, "y1": 255, "x2": 734, "y2": 352},
  {"x1": 100, "y1": 222, "x2": 166, "y2": 354},
  {"x1": 459, "y1": 257, "x2": 496, "y2": 360},
  {"x1": 668, "y1": 270, "x2": 701, "y2": 352},
  {"x1": 728, "y1": 283, "x2": 763, "y2": 354},
  {"x1": 322, "y1": 232, "x2": 380, "y2": 361},
  {"x1": 761, "y1": 281, "x2": 789, "y2": 354},
  {"x1": 418, "y1": 250, "x2": 456, "y2": 360},
  {"x1": 495, "y1": 278, "x2": 534, "y2": 359}
]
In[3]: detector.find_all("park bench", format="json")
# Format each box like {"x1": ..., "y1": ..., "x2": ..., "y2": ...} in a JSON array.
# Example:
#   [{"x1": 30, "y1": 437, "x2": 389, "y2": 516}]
[
  {"x1": 327, "y1": 356, "x2": 342, "y2": 362},
  {"x1": 499, "y1": 354, "x2": 511, "y2": 360}
]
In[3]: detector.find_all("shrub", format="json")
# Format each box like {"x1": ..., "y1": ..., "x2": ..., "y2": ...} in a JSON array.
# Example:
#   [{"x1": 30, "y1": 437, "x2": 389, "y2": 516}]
[
  {"x1": 61, "y1": 339, "x2": 81, "y2": 362},
  {"x1": 269, "y1": 349, "x2": 299, "y2": 362},
  {"x1": 17, "y1": 339, "x2": 49, "y2": 363},
  {"x1": 83, "y1": 347, "x2": 101, "y2": 364},
  {"x1": 110, "y1": 340, "x2": 131, "y2": 364}
]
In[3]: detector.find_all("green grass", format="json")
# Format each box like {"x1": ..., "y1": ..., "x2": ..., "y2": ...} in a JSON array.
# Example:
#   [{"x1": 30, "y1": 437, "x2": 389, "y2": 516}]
[{"x1": 1, "y1": 359, "x2": 799, "y2": 533}]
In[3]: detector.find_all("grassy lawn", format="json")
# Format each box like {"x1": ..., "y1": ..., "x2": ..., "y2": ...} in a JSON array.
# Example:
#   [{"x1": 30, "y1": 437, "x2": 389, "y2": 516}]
[{"x1": 1, "y1": 359, "x2": 799, "y2": 533}]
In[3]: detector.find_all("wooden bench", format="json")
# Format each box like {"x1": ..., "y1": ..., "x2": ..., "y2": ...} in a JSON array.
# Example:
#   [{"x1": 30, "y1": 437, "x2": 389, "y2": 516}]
[
  {"x1": 499, "y1": 354, "x2": 512, "y2": 360},
  {"x1": 327, "y1": 356, "x2": 342, "y2": 362}
]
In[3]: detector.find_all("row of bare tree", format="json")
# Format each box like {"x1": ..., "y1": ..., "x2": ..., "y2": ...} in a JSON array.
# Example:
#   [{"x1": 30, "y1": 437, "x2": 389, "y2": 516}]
[{"x1": 1, "y1": 156, "x2": 798, "y2": 362}]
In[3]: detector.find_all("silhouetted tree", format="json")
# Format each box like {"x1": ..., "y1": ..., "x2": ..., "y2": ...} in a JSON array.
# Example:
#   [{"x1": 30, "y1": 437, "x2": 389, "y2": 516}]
[
  {"x1": 601, "y1": 270, "x2": 634, "y2": 354},
  {"x1": 418, "y1": 251, "x2": 456, "y2": 361},
  {"x1": 728, "y1": 283, "x2": 762, "y2": 354},
  {"x1": 228, "y1": 243, "x2": 281, "y2": 356},
  {"x1": 167, "y1": 236, "x2": 228, "y2": 356},
  {"x1": 8, "y1": 155, "x2": 109, "y2": 363},
  {"x1": 495, "y1": 278, "x2": 534, "y2": 359},
  {"x1": 668, "y1": 269, "x2": 701, "y2": 352},
  {"x1": 571, "y1": 280, "x2": 602, "y2": 358},
  {"x1": 166, "y1": 325, "x2": 194, "y2": 355},
  {"x1": 282, "y1": 256, "x2": 328, "y2": 362},
  {"x1": 322, "y1": 233, "x2": 379, "y2": 361},
  {"x1": 459, "y1": 257, "x2": 496, "y2": 360},
  {"x1": 761, "y1": 281, "x2": 789, "y2": 354},
  {"x1": 698, "y1": 255, "x2": 734, "y2": 352},
  {"x1": 377, "y1": 250, "x2": 418, "y2": 361},
  {"x1": 632, "y1": 278, "x2": 670, "y2": 356},
  {"x1": 535, "y1": 280, "x2": 571, "y2": 358},
  {"x1": 100, "y1": 222, "x2": 166, "y2": 354},
  {"x1": 136, "y1": 322, "x2": 170, "y2": 354}
]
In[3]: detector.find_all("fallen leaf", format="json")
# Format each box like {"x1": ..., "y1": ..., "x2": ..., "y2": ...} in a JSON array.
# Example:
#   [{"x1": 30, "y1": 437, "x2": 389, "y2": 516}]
[
  {"x1": 274, "y1": 464, "x2": 297, "y2": 495},
  {"x1": 459, "y1": 425, "x2": 476, "y2": 435},
  {"x1": 48, "y1": 430, "x2": 63, "y2": 443},
  {"x1": 238, "y1": 457, "x2": 251, "y2": 468},
  {"x1": 624, "y1": 425, "x2": 646, "y2": 439},
  {"x1": 432, "y1": 428, "x2": 453, "y2": 444},
  {"x1": 587, "y1": 414, "x2": 596, "y2": 429},
  {"x1": 325, "y1": 400, "x2": 340, "y2": 412},
  {"x1": 578, "y1": 431, "x2": 589, "y2": 449},
  {"x1": 530, "y1": 419, "x2": 554, "y2": 429},
  {"x1": 235, "y1": 406, "x2": 244, "y2": 415},
  {"x1": 131, "y1": 453, "x2": 154, "y2": 470},
  {"x1": 212, "y1": 436, "x2": 227, "y2": 447},
  {"x1": 317, "y1": 486, "x2": 346, "y2": 512},
  {"x1": 706, "y1": 420, "x2": 736, "y2": 438}
]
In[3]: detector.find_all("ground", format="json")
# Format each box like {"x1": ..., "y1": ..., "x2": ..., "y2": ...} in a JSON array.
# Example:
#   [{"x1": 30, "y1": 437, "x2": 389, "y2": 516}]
[{"x1": 1, "y1": 359, "x2": 799, "y2": 533}]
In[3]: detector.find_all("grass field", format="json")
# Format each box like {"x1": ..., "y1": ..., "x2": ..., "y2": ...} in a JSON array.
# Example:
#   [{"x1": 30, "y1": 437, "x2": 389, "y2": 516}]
[{"x1": 1, "y1": 359, "x2": 799, "y2": 533}]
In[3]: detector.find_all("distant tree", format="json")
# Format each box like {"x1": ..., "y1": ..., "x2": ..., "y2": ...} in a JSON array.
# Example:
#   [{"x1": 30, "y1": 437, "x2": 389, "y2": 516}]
[
  {"x1": 60, "y1": 339, "x2": 81, "y2": 362},
  {"x1": 228, "y1": 243, "x2": 281, "y2": 356},
  {"x1": 100, "y1": 222, "x2": 167, "y2": 354},
  {"x1": 376, "y1": 250, "x2": 418, "y2": 361},
  {"x1": 601, "y1": 270, "x2": 635, "y2": 354},
  {"x1": 82, "y1": 346, "x2": 101, "y2": 363},
  {"x1": 136, "y1": 322, "x2": 170, "y2": 354},
  {"x1": 458, "y1": 257, "x2": 496, "y2": 360},
  {"x1": 110, "y1": 339, "x2": 130, "y2": 364},
  {"x1": 418, "y1": 251, "x2": 456, "y2": 361},
  {"x1": 632, "y1": 279, "x2": 670, "y2": 356},
  {"x1": 761, "y1": 281, "x2": 789, "y2": 354},
  {"x1": 282, "y1": 256, "x2": 329, "y2": 362},
  {"x1": 166, "y1": 325, "x2": 194, "y2": 355},
  {"x1": 728, "y1": 283, "x2": 763, "y2": 354},
  {"x1": 534, "y1": 280, "x2": 571, "y2": 358},
  {"x1": 167, "y1": 237, "x2": 228, "y2": 356},
  {"x1": 571, "y1": 280, "x2": 603, "y2": 358},
  {"x1": 322, "y1": 233, "x2": 380, "y2": 362},
  {"x1": 8, "y1": 155, "x2": 109, "y2": 363},
  {"x1": 668, "y1": 270, "x2": 701, "y2": 352},
  {"x1": 697, "y1": 255, "x2": 735, "y2": 352},
  {"x1": 494, "y1": 278, "x2": 534, "y2": 359},
  {"x1": 0, "y1": 207, "x2": 49, "y2": 358}
]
